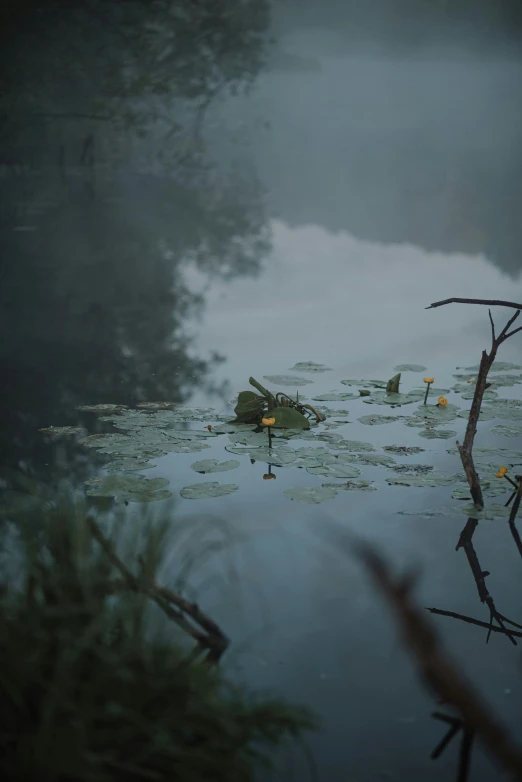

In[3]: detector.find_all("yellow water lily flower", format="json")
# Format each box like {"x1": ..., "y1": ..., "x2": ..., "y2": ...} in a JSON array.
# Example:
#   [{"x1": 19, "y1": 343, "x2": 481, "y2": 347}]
[
  {"x1": 437, "y1": 396, "x2": 448, "y2": 407},
  {"x1": 423, "y1": 377, "x2": 434, "y2": 384},
  {"x1": 467, "y1": 379, "x2": 476, "y2": 384},
  {"x1": 263, "y1": 473, "x2": 276, "y2": 480},
  {"x1": 206, "y1": 424, "x2": 212, "y2": 431},
  {"x1": 261, "y1": 416, "x2": 276, "y2": 426},
  {"x1": 496, "y1": 466, "x2": 508, "y2": 478}
]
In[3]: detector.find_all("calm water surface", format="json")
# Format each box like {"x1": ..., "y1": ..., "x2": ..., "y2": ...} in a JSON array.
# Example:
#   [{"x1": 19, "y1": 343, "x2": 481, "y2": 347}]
[{"x1": 2, "y1": 53, "x2": 522, "y2": 781}]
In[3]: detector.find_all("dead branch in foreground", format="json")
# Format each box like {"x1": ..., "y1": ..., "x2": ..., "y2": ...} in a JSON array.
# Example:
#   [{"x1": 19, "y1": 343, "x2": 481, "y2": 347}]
[
  {"x1": 86, "y1": 516, "x2": 229, "y2": 664},
  {"x1": 354, "y1": 541, "x2": 522, "y2": 781}
]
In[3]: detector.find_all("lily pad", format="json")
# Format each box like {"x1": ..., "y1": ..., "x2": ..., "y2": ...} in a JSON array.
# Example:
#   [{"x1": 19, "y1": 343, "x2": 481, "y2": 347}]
[
  {"x1": 383, "y1": 445, "x2": 425, "y2": 456},
  {"x1": 169, "y1": 408, "x2": 217, "y2": 421},
  {"x1": 248, "y1": 447, "x2": 297, "y2": 466},
  {"x1": 228, "y1": 430, "x2": 270, "y2": 447},
  {"x1": 385, "y1": 473, "x2": 463, "y2": 487},
  {"x1": 322, "y1": 480, "x2": 377, "y2": 492},
  {"x1": 396, "y1": 508, "x2": 451, "y2": 518},
  {"x1": 288, "y1": 362, "x2": 332, "y2": 372},
  {"x1": 336, "y1": 453, "x2": 396, "y2": 467},
  {"x1": 212, "y1": 423, "x2": 256, "y2": 434},
  {"x1": 39, "y1": 425, "x2": 86, "y2": 436},
  {"x1": 482, "y1": 400, "x2": 522, "y2": 421},
  {"x1": 283, "y1": 486, "x2": 338, "y2": 504},
  {"x1": 391, "y1": 464, "x2": 434, "y2": 474},
  {"x1": 190, "y1": 459, "x2": 240, "y2": 474},
  {"x1": 446, "y1": 445, "x2": 522, "y2": 462},
  {"x1": 362, "y1": 390, "x2": 424, "y2": 406},
  {"x1": 307, "y1": 463, "x2": 361, "y2": 479},
  {"x1": 263, "y1": 375, "x2": 313, "y2": 386},
  {"x1": 457, "y1": 408, "x2": 497, "y2": 421},
  {"x1": 456, "y1": 388, "x2": 498, "y2": 401},
  {"x1": 180, "y1": 482, "x2": 239, "y2": 499},
  {"x1": 458, "y1": 362, "x2": 522, "y2": 372},
  {"x1": 341, "y1": 379, "x2": 387, "y2": 388},
  {"x1": 393, "y1": 364, "x2": 428, "y2": 372},
  {"x1": 418, "y1": 429, "x2": 457, "y2": 439},
  {"x1": 76, "y1": 404, "x2": 127, "y2": 413},
  {"x1": 491, "y1": 424, "x2": 522, "y2": 438},
  {"x1": 136, "y1": 402, "x2": 176, "y2": 409},
  {"x1": 456, "y1": 502, "x2": 515, "y2": 519},
  {"x1": 105, "y1": 458, "x2": 156, "y2": 472},
  {"x1": 358, "y1": 415, "x2": 397, "y2": 426},
  {"x1": 451, "y1": 482, "x2": 507, "y2": 500},
  {"x1": 334, "y1": 439, "x2": 377, "y2": 452},
  {"x1": 264, "y1": 406, "x2": 310, "y2": 429},
  {"x1": 85, "y1": 475, "x2": 171, "y2": 503},
  {"x1": 311, "y1": 393, "x2": 359, "y2": 401},
  {"x1": 405, "y1": 403, "x2": 460, "y2": 428}
]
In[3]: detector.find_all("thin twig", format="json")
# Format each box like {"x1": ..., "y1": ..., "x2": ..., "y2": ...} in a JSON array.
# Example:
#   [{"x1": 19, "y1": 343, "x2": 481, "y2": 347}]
[
  {"x1": 426, "y1": 608, "x2": 522, "y2": 638},
  {"x1": 425, "y1": 298, "x2": 522, "y2": 311}
]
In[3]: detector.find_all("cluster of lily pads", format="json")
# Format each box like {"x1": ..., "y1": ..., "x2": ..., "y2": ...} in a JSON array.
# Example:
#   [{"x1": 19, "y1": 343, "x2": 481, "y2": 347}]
[{"x1": 38, "y1": 361, "x2": 522, "y2": 513}]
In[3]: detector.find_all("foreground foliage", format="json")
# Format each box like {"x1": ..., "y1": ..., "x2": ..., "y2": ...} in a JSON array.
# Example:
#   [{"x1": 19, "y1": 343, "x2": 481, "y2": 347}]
[{"x1": 0, "y1": 499, "x2": 316, "y2": 781}]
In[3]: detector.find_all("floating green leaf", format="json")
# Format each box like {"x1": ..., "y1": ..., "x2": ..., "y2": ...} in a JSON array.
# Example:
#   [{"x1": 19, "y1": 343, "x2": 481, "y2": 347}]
[
  {"x1": 386, "y1": 473, "x2": 463, "y2": 487},
  {"x1": 263, "y1": 375, "x2": 313, "y2": 386},
  {"x1": 76, "y1": 404, "x2": 127, "y2": 413},
  {"x1": 190, "y1": 459, "x2": 240, "y2": 474},
  {"x1": 85, "y1": 475, "x2": 171, "y2": 503},
  {"x1": 340, "y1": 379, "x2": 386, "y2": 388},
  {"x1": 283, "y1": 486, "x2": 337, "y2": 503},
  {"x1": 212, "y1": 423, "x2": 256, "y2": 434},
  {"x1": 136, "y1": 402, "x2": 176, "y2": 409},
  {"x1": 482, "y1": 400, "x2": 522, "y2": 421},
  {"x1": 334, "y1": 439, "x2": 376, "y2": 452},
  {"x1": 383, "y1": 445, "x2": 425, "y2": 455},
  {"x1": 451, "y1": 482, "x2": 507, "y2": 500},
  {"x1": 362, "y1": 390, "x2": 424, "y2": 406},
  {"x1": 396, "y1": 508, "x2": 451, "y2": 518},
  {"x1": 306, "y1": 463, "x2": 361, "y2": 479},
  {"x1": 455, "y1": 503, "x2": 515, "y2": 519},
  {"x1": 491, "y1": 424, "x2": 522, "y2": 437},
  {"x1": 311, "y1": 393, "x2": 358, "y2": 401},
  {"x1": 288, "y1": 362, "x2": 332, "y2": 372},
  {"x1": 336, "y1": 453, "x2": 396, "y2": 467},
  {"x1": 105, "y1": 458, "x2": 156, "y2": 472},
  {"x1": 248, "y1": 447, "x2": 297, "y2": 466},
  {"x1": 39, "y1": 425, "x2": 86, "y2": 436},
  {"x1": 393, "y1": 364, "x2": 427, "y2": 372},
  {"x1": 456, "y1": 408, "x2": 497, "y2": 421},
  {"x1": 457, "y1": 362, "x2": 522, "y2": 372},
  {"x1": 391, "y1": 464, "x2": 433, "y2": 474},
  {"x1": 386, "y1": 373, "x2": 401, "y2": 392},
  {"x1": 358, "y1": 415, "x2": 397, "y2": 426},
  {"x1": 322, "y1": 480, "x2": 377, "y2": 492},
  {"x1": 418, "y1": 429, "x2": 457, "y2": 440},
  {"x1": 230, "y1": 390, "x2": 266, "y2": 423},
  {"x1": 180, "y1": 482, "x2": 239, "y2": 499},
  {"x1": 265, "y1": 406, "x2": 310, "y2": 429}
]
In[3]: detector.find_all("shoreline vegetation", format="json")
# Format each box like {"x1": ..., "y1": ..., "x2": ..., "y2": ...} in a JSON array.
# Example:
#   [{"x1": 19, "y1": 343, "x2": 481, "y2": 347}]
[{"x1": 2, "y1": 296, "x2": 522, "y2": 780}]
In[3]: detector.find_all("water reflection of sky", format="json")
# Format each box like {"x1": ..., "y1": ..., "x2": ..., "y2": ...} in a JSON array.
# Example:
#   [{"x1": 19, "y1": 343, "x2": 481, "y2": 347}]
[
  {"x1": 188, "y1": 220, "x2": 522, "y2": 397},
  {"x1": 174, "y1": 223, "x2": 522, "y2": 781}
]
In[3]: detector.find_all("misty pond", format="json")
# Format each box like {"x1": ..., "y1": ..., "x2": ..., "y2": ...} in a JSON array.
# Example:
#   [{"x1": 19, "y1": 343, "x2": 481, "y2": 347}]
[{"x1": 2, "y1": 6, "x2": 522, "y2": 782}]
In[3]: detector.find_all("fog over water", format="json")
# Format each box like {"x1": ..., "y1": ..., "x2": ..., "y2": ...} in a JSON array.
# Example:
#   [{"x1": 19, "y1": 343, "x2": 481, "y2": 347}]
[{"x1": 2, "y1": 2, "x2": 522, "y2": 779}]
